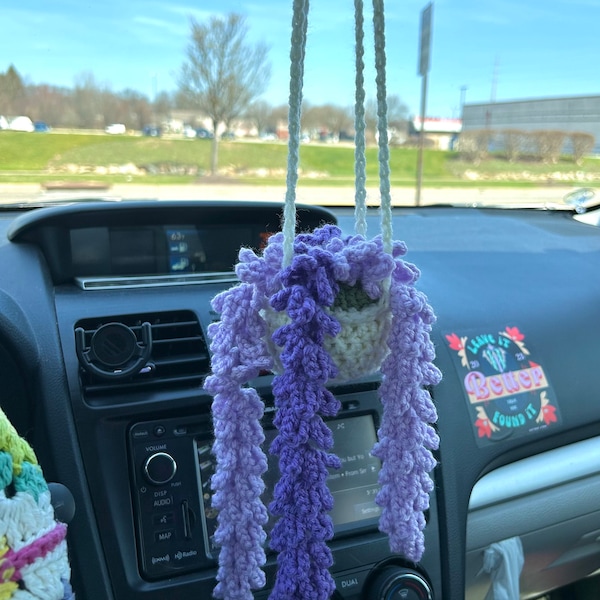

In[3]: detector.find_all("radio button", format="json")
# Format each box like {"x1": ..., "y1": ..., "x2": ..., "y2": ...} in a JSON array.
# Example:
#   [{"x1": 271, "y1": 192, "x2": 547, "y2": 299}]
[
  {"x1": 152, "y1": 496, "x2": 173, "y2": 509},
  {"x1": 144, "y1": 452, "x2": 177, "y2": 485},
  {"x1": 153, "y1": 512, "x2": 174, "y2": 526},
  {"x1": 334, "y1": 568, "x2": 370, "y2": 598},
  {"x1": 154, "y1": 529, "x2": 175, "y2": 543}
]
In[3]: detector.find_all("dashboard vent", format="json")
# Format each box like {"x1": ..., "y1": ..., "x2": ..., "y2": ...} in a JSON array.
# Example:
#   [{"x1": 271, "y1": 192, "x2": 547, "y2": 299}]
[{"x1": 75, "y1": 310, "x2": 209, "y2": 396}]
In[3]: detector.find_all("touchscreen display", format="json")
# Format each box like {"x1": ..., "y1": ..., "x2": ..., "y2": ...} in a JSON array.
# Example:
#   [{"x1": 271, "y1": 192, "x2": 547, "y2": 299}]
[
  {"x1": 197, "y1": 413, "x2": 382, "y2": 557},
  {"x1": 324, "y1": 413, "x2": 382, "y2": 531},
  {"x1": 262, "y1": 413, "x2": 382, "y2": 534}
]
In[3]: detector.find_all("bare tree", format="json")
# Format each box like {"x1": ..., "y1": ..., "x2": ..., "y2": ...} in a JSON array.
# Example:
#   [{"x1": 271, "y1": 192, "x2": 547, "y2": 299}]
[
  {"x1": 533, "y1": 130, "x2": 566, "y2": 164},
  {"x1": 458, "y1": 129, "x2": 491, "y2": 165},
  {"x1": 315, "y1": 104, "x2": 353, "y2": 139},
  {"x1": 570, "y1": 132, "x2": 595, "y2": 165},
  {"x1": 366, "y1": 94, "x2": 409, "y2": 142},
  {"x1": 501, "y1": 129, "x2": 525, "y2": 162},
  {"x1": 153, "y1": 91, "x2": 174, "y2": 124},
  {"x1": 300, "y1": 102, "x2": 320, "y2": 134},
  {"x1": 245, "y1": 100, "x2": 274, "y2": 136},
  {"x1": 0, "y1": 65, "x2": 26, "y2": 115},
  {"x1": 179, "y1": 13, "x2": 271, "y2": 174},
  {"x1": 24, "y1": 84, "x2": 66, "y2": 125},
  {"x1": 72, "y1": 72, "x2": 109, "y2": 129},
  {"x1": 386, "y1": 95, "x2": 410, "y2": 128}
]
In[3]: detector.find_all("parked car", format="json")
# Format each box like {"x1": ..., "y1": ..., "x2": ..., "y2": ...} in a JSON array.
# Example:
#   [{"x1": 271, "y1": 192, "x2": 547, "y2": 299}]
[
  {"x1": 8, "y1": 115, "x2": 34, "y2": 132},
  {"x1": 105, "y1": 123, "x2": 126, "y2": 134},
  {"x1": 183, "y1": 125, "x2": 197, "y2": 138},
  {"x1": 142, "y1": 125, "x2": 161, "y2": 137},
  {"x1": 195, "y1": 127, "x2": 213, "y2": 139},
  {"x1": 33, "y1": 121, "x2": 51, "y2": 132}
]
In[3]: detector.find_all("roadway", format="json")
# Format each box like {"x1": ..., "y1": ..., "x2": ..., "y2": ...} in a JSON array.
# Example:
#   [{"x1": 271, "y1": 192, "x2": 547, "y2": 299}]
[{"x1": 0, "y1": 182, "x2": 587, "y2": 208}]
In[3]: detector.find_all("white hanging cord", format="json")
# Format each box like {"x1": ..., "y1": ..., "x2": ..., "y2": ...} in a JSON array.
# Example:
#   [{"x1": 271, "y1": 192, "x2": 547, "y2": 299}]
[
  {"x1": 372, "y1": 0, "x2": 393, "y2": 254},
  {"x1": 283, "y1": 0, "x2": 393, "y2": 260},
  {"x1": 283, "y1": 0, "x2": 310, "y2": 267},
  {"x1": 353, "y1": 0, "x2": 368, "y2": 238}
]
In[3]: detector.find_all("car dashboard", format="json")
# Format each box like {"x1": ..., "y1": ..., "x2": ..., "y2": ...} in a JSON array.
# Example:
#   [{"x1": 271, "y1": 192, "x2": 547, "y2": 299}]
[{"x1": 1, "y1": 198, "x2": 600, "y2": 599}]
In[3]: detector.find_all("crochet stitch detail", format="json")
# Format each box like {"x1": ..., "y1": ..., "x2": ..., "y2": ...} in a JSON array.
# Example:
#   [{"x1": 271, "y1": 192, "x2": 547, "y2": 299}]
[
  {"x1": 207, "y1": 225, "x2": 440, "y2": 599},
  {"x1": 0, "y1": 408, "x2": 74, "y2": 599},
  {"x1": 204, "y1": 283, "x2": 272, "y2": 599}
]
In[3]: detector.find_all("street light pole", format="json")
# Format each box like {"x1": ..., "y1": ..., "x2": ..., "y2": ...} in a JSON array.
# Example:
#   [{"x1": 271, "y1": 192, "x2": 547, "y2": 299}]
[{"x1": 415, "y1": 2, "x2": 433, "y2": 207}]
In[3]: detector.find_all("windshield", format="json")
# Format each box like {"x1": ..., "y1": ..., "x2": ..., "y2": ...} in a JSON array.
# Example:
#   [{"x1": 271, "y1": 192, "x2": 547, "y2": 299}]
[{"x1": 1, "y1": 1, "x2": 598, "y2": 209}]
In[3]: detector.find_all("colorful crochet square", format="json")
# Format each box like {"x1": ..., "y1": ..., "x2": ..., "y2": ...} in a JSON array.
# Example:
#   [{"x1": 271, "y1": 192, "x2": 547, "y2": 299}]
[{"x1": 0, "y1": 409, "x2": 73, "y2": 599}]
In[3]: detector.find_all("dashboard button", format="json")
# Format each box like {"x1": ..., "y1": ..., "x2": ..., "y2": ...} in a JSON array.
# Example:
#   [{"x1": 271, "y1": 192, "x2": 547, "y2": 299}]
[
  {"x1": 144, "y1": 452, "x2": 177, "y2": 485},
  {"x1": 334, "y1": 568, "x2": 370, "y2": 598}
]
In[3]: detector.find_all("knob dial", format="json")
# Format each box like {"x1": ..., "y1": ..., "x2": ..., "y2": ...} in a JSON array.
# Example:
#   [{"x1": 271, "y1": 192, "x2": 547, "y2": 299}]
[
  {"x1": 368, "y1": 567, "x2": 433, "y2": 600},
  {"x1": 143, "y1": 452, "x2": 177, "y2": 485}
]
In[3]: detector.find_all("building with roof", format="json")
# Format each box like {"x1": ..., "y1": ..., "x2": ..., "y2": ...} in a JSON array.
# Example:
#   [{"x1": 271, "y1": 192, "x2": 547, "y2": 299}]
[
  {"x1": 410, "y1": 117, "x2": 462, "y2": 150},
  {"x1": 462, "y1": 95, "x2": 600, "y2": 143}
]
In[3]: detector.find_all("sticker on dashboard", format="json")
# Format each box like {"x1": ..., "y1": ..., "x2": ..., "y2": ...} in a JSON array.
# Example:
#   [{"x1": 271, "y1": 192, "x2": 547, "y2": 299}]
[{"x1": 444, "y1": 326, "x2": 560, "y2": 445}]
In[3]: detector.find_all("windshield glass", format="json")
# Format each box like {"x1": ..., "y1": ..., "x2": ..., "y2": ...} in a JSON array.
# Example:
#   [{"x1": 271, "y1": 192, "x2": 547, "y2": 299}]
[{"x1": 1, "y1": 1, "x2": 597, "y2": 209}]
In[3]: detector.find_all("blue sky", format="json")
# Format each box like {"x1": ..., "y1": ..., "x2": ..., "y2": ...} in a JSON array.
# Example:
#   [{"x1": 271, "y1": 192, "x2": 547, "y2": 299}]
[{"x1": 2, "y1": 0, "x2": 600, "y2": 118}]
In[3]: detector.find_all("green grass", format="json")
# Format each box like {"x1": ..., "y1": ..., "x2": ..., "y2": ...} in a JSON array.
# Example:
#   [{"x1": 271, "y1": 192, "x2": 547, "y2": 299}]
[
  {"x1": 0, "y1": 131, "x2": 137, "y2": 170},
  {"x1": 1, "y1": 130, "x2": 599, "y2": 187}
]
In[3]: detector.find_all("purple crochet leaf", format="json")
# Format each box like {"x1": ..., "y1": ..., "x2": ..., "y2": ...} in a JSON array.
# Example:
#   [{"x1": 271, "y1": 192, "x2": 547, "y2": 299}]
[{"x1": 205, "y1": 283, "x2": 272, "y2": 600}]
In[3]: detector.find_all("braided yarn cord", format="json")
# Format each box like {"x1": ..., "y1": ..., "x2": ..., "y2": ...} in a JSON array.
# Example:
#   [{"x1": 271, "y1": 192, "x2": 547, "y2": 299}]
[
  {"x1": 0, "y1": 409, "x2": 73, "y2": 599},
  {"x1": 206, "y1": 0, "x2": 440, "y2": 598}
]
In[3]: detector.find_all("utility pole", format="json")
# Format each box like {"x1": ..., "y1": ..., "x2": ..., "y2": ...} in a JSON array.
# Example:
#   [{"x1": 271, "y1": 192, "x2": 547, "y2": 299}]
[
  {"x1": 415, "y1": 2, "x2": 433, "y2": 207},
  {"x1": 490, "y1": 56, "x2": 499, "y2": 103},
  {"x1": 459, "y1": 85, "x2": 468, "y2": 118}
]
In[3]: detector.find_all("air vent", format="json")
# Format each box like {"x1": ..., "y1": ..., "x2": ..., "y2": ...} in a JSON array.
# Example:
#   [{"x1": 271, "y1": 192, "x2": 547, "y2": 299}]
[{"x1": 75, "y1": 310, "x2": 209, "y2": 396}]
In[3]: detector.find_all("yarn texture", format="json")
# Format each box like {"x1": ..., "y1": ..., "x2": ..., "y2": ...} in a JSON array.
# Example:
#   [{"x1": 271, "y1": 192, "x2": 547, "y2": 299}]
[
  {"x1": 0, "y1": 408, "x2": 73, "y2": 599},
  {"x1": 206, "y1": 227, "x2": 440, "y2": 599}
]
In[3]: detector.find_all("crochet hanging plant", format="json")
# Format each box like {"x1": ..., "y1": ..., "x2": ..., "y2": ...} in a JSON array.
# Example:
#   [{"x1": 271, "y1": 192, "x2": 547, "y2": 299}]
[
  {"x1": 205, "y1": 227, "x2": 440, "y2": 600},
  {"x1": 205, "y1": 0, "x2": 441, "y2": 598}
]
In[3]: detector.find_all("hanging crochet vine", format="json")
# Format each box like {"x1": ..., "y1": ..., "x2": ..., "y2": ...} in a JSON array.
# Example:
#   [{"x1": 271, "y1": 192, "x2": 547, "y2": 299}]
[{"x1": 205, "y1": 0, "x2": 441, "y2": 598}]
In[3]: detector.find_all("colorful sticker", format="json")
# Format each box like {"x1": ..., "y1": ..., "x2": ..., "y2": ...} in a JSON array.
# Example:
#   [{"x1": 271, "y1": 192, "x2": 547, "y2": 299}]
[{"x1": 444, "y1": 326, "x2": 560, "y2": 445}]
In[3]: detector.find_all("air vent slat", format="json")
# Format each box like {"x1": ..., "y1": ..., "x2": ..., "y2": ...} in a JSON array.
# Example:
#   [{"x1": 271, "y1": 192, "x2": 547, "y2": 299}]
[
  {"x1": 83, "y1": 374, "x2": 204, "y2": 395},
  {"x1": 152, "y1": 354, "x2": 208, "y2": 367},
  {"x1": 75, "y1": 310, "x2": 210, "y2": 397}
]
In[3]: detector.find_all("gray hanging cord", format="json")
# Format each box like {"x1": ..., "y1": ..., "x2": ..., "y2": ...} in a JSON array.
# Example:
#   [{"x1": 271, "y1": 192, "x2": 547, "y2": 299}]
[
  {"x1": 283, "y1": 0, "x2": 393, "y2": 264},
  {"x1": 283, "y1": 0, "x2": 310, "y2": 267},
  {"x1": 354, "y1": 0, "x2": 368, "y2": 237},
  {"x1": 372, "y1": 0, "x2": 393, "y2": 253}
]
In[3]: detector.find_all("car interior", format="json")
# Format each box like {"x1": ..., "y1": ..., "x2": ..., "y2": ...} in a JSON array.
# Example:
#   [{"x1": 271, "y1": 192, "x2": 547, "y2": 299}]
[
  {"x1": 2, "y1": 1, "x2": 600, "y2": 600},
  {"x1": 3, "y1": 194, "x2": 600, "y2": 600}
]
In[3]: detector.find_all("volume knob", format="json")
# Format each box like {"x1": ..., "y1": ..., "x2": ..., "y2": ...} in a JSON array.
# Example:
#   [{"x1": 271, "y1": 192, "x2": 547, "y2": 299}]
[{"x1": 143, "y1": 452, "x2": 177, "y2": 485}]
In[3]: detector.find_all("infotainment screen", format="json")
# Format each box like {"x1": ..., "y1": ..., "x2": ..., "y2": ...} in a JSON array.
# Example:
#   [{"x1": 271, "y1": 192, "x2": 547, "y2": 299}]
[
  {"x1": 70, "y1": 224, "x2": 266, "y2": 277},
  {"x1": 197, "y1": 413, "x2": 382, "y2": 557}
]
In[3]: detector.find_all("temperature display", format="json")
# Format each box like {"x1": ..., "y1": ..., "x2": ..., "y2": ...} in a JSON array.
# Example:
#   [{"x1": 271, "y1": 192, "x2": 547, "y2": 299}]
[{"x1": 166, "y1": 228, "x2": 206, "y2": 273}]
